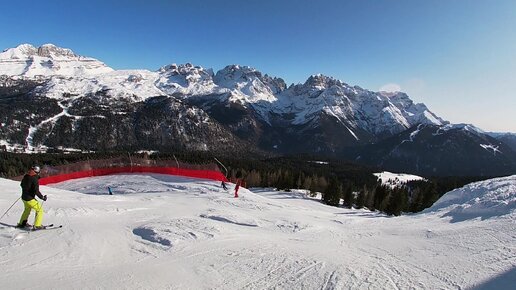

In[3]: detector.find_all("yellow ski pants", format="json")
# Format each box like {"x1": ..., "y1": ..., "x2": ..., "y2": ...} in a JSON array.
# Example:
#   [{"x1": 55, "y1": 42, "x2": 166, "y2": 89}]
[{"x1": 19, "y1": 199, "x2": 43, "y2": 227}]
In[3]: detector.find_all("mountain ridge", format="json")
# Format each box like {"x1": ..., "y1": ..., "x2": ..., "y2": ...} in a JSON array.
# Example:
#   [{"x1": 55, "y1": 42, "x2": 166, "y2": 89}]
[{"x1": 1, "y1": 43, "x2": 514, "y2": 176}]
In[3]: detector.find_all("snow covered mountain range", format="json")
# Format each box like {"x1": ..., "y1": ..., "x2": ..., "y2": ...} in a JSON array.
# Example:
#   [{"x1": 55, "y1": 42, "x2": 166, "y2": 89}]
[
  {"x1": 0, "y1": 44, "x2": 112, "y2": 77},
  {"x1": 0, "y1": 44, "x2": 444, "y2": 132},
  {"x1": 1, "y1": 44, "x2": 515, "y2": 176}
]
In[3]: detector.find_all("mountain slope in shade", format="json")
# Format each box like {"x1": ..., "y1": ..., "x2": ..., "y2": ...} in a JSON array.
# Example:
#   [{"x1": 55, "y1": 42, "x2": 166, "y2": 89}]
[
  {"x1": 488, "y1": 132, "x2": 516, "y2": 152},
  {"x1": 349, "y1": 124, "x2": 516, "y2": 176},
  {"x1": 0, "y1": 85, "x2": 257, "y2": 155}
]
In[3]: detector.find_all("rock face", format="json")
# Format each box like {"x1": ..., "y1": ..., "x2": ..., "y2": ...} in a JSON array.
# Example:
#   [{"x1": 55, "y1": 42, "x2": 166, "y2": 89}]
[
  {"x1": 1, "y1": 43, "x2": 515, "y2": 176},
  {"x1": 0, "y1": 81, "x2": 252, "y2": 154}
]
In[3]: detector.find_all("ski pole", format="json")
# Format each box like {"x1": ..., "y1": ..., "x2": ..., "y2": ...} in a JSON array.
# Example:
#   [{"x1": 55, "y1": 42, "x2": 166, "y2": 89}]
[
  {"x1": 0, "y1": 197, "x2": 20, "y2": 222},
  {"x1": 214, "y1": 157, "x2": 228, "y2": 178},
  {"x1": 41, "y1": 199, "x2": 46, "y2": 217}
]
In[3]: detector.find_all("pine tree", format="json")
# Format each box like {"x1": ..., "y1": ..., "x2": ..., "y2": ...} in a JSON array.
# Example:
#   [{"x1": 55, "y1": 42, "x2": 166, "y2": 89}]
[
  {"x1": 409, "y1": 187, "x2": 423, "y2": 212},
  {"x1": 296, "y1": 171, "x2": 304, "y2": 189},
  {"x1": 379, "y1": 190, "x2": 391, "y2": 212},
  {"x1": 323, "y1": 178, "x2": 342, "y2": 206},
  {"x1": 303, "y1": 175, "x2": 312, "y2": 192},
  {"x1": 246, "y1": 170, "x2": 261, "y2": 187},
  {"x1": 365, "y1": 185, "x2": 375, "y2": 210},
  {"x1": 374, "y1": 183, "x2": 389, "y2": 211},
  {"x1": 422, "y1": 182, "x2": 440, "y2": 210},
  {"x1": 342, "y1": 182, "x2": 354, "y2": 208},
  {"x1": 385, "y1": 187, "x2": 407, "y2": 216},
  {"x1": 316, "y1": 176, "x2": 328, "y2": 193},
  {"x1": 356, "y1": 188, "x2": 366, "y2": 209},
  {"x1": 309, "y1": 175, "x2": 318, "y2": 193},
  {"x1": 282, "y1": 170, "x2": 294, "y2": 190}
]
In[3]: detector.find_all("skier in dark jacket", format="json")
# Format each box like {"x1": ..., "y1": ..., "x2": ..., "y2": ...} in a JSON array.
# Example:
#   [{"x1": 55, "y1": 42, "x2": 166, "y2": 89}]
[{"x1": 17, "y1": 165, "x2": 47, "y2": 229}]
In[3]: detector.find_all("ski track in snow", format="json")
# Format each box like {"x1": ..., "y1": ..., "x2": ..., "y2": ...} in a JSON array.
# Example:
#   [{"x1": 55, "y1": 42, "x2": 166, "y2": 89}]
[
  {"x1": 0, "y1": 174, "x2": 515, "y2": 289},
  {"x1": 25, "y1": 98, "x2": 85, "y2": 152}
]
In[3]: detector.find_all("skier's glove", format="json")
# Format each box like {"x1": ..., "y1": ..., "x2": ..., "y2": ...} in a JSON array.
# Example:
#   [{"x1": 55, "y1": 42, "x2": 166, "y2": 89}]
[{"x1": 42, "y1": 195, "x2": 47, "y2": 201}]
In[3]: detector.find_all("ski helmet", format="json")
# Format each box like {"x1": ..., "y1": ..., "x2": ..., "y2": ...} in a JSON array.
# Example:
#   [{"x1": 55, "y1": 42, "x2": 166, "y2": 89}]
[{"x1": 32, "y1": 165, "x2": 41, "y2": 173}]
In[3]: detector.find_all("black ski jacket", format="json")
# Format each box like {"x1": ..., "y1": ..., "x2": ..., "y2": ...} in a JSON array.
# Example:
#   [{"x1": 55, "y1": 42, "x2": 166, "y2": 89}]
[{"x1": 20, "y1": 173, "x2": 44, "y2": 201}]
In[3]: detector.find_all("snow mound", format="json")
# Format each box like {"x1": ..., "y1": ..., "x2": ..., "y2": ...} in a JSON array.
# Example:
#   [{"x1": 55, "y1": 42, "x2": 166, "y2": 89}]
[
  {"x1": 133, "y1": 227, "x2": 172, "y2": 247},
  {"x1": 424, "y1": 175, "x2": 516, "y2": 222},
  {"x1": 133, "y1": 218, "x2": 218, "y2": 248}
]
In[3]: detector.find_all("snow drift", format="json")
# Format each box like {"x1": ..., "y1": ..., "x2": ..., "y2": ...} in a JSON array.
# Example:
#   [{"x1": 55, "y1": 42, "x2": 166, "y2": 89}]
[{"x1": 424, "y1": 175, "x2": 516, "y2": 222}]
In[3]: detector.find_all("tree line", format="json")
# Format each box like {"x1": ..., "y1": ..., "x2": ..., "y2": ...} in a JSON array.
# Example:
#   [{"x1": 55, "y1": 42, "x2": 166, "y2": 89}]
[
  {"x1": 221, "y1": 156, "x2": 494, "y2": 215},
  {"x1": 0, "y1": 152, "x2": 493, "y2": 215}
]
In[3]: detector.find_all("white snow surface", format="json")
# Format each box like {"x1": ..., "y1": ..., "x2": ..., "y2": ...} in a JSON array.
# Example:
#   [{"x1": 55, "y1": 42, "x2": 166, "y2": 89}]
[
  {"x1": 1, "y1": 174, "x2": 515, "y2": 289},
  {"x1": 480, "y1": 144, "x2": 502, "y2": 155},
  {"x1": 374, "y1": 171, "x2": 425, "y2": 187},
  {"x1": 425, "y1": 175, "x2": 516, "y2": 222},
  {"x1": 36, "y1": 70, "x2": 164, "y2": 100},
  {"x1": 0, "y1": 44, "x2": 113, "y2": 77},
  {"x1": 433, "y1": 123, "x2": 486, "y2": 137}
]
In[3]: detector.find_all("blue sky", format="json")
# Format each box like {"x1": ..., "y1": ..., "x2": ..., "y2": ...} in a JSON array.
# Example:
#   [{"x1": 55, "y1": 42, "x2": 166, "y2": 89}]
[{"x1": 1, "y1": 0, "x2": 515, "y2": 132}]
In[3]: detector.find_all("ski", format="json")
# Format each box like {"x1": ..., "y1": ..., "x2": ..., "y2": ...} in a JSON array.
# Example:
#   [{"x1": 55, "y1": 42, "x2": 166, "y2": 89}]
[
  {"x1": 12, "y1": 224, "x2": 63, "y2": 231},
  {"x1": 31, "y1": 224, "x2": 63, "y2": 231},
  {"x1": 10, "y1": 223, "x2": 63, "y2": 231}
]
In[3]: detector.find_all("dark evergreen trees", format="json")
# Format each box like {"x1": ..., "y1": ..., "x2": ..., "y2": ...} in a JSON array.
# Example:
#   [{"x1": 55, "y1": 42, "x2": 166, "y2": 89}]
[
  {"x1": 323, "y1": 178, "x2": 342, "y2": 206},
  {"x1": 342, "y1": 182, "x2": 354, "y2": 208},
  {"x1": 0, "y1": 152, "x2": 493, "y2": 216}
]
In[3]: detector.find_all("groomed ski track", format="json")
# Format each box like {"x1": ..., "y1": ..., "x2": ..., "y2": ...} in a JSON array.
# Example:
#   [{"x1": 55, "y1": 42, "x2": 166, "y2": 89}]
[{"x1": 0, "y1": 174, "x2": 514, "y2": 289}]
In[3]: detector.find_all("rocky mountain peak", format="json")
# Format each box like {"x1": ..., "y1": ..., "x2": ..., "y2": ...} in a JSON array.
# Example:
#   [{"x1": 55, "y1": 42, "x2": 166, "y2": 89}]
[
  {"x1": 214, "y1": 65, "x2": 261, "y2": 83},
  {"x1": 37, "y1": 43, "x2": 77, "y2": 58},
  {"x1": 158, "y1": 63, "x2": 213, "y2": 77},
  {"x1": 214, "y1": 65, "x2": 286, "y2": 94},
  {"x1": 304, "y1": 74, "x2": 345, "y2": 90},
  {"x1": 0, "y1": 43, "x2": 113, "y2": 77},
  {"x1": 1, "y1": 44, "x2": 78, "y2": 60},
  {"x1": 155, "y1": 63, "x2": 216, "y2": 96},
  {"x1": 0, "y1": 44, "x2": 37, "y2": 59}
]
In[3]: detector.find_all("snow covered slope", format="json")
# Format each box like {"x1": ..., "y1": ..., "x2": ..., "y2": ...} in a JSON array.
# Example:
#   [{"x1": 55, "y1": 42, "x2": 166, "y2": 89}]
[
  {"x1": 0, "y1": 174, "x2": 514, "y2": 289},
  {"x1": 424, "y1": 174, "x2": 516, "y2": 222},
  {"x1": 374, "y1": 171, "x2": 425, "y2": 187},
  {"x1": 0, "y1": 44, "x2": 113, "y2": 77}
]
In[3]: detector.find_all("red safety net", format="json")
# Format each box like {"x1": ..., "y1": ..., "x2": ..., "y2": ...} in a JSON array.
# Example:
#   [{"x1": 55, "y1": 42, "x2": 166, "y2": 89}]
[{"x1": 14, "y1": 156, "x2": 227, "y2": 185}]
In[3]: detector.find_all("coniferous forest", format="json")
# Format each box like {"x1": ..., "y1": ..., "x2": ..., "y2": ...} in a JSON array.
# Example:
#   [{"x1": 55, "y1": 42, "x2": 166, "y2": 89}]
[{"x1": 0, "y1": 151, "x2": 495, "y2": 216}]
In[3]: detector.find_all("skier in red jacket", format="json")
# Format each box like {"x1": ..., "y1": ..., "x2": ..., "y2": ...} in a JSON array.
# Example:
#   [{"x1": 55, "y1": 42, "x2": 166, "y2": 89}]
[{"x1": 234, "y1": 179, "x2": 240, "y2": 198}]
